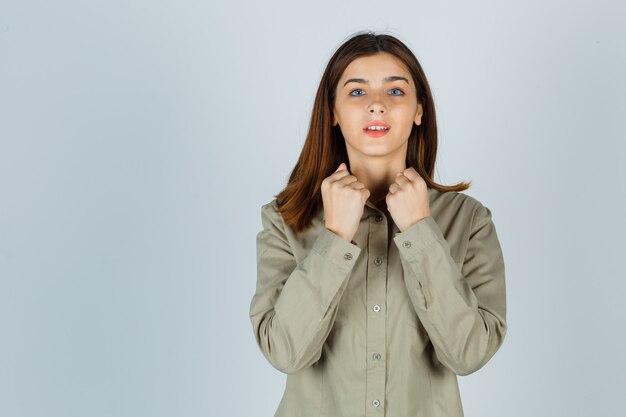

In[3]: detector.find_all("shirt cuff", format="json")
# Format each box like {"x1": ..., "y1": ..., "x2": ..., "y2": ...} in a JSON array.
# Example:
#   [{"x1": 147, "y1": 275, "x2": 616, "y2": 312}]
[
  {"x1": 311, "y1": 227, "x2": 362, "y2": 273},
  {"x1": 393, "y1": 215, "x2": 444, "y2": 255}
]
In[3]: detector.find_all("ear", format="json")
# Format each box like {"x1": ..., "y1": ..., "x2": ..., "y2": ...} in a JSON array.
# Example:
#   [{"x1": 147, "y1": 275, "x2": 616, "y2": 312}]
[
  {"x1": 414, "y1": 103, "x2": 424, "y2": 126},
  {"x1": 332, "y1": 110, "x2": 339, "y2": 127}
]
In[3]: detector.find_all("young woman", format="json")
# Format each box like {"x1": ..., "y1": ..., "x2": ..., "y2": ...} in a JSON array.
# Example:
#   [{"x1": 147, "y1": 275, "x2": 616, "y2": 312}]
[{"x1": 249, "y1": 31, "x2": 507, "y2": 417}]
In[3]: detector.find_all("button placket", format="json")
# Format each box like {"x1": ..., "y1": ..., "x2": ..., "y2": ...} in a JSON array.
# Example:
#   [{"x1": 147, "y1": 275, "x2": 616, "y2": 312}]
[{"x1": 366, "y1": 211, "x2": 387, "y2": 416}]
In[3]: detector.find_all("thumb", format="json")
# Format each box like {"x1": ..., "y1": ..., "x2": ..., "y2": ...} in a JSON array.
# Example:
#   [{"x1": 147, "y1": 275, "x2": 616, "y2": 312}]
[{"x1": 336, "y1": 162, "x2": 346, "y2": 172}]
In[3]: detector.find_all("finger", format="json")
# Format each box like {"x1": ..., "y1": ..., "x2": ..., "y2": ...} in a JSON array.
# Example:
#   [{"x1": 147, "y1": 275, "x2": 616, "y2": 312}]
[
  {"x1": 330, "y1": 163, "x2": 351, "y2": 181},
  {"x1": 339, "y1": 175, "x2": 359, "y2": 186},
  {"x1": 394, "y1": 175, "x2": 410, "y2": 187},
  {"x1": 388, "y1": 183, "x2": 399, "y2": 193},
  {"x1": 401, "y1": 167, "x2": 421, "y2": 182},
  {"x1": 349, "y1": 181, "x2": 366, "y2": 189}
]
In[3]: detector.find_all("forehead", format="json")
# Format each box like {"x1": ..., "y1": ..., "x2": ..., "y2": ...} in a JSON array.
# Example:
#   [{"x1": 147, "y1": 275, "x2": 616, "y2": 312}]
[{"x1": 340, "y1": 53, "x2": 411, "y2": 83}]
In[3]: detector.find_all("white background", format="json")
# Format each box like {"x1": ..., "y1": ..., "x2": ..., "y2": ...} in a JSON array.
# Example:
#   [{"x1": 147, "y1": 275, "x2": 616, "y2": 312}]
[{"x1": 1, "y1": 0, "x2": 625, "y2": 416}]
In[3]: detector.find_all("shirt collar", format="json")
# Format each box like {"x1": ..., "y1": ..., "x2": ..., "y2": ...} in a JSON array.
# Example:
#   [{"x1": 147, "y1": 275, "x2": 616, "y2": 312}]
[{"x1": 320, "y1": 186, "x2": 436, "y2": 222}]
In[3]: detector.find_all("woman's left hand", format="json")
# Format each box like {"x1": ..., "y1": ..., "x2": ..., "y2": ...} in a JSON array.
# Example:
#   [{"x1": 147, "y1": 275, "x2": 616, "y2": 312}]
[{"x1": 386, "y1": 167, "x2": 431, "y2": 232}]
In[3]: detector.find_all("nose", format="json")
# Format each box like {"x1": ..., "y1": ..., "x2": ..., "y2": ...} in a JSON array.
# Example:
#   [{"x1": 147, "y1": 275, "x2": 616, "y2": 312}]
[
  {"x1": 368, "y1": 93, "x2": 386, "y2": 114},
  {"x1": 369, "y1": 104, "x2": 385, "y2": 114}
]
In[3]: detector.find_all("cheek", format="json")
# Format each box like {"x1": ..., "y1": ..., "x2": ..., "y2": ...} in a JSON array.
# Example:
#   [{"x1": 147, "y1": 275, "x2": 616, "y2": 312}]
[
  {"x1": 335, "y1": 106, "x2": 359, "y2": 128},
  {"x1": 342, "y1": 118, "x2": 364, "y2": 134}
]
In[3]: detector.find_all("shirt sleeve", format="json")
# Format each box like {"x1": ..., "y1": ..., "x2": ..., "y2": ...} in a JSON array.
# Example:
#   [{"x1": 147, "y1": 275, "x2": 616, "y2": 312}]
[
  {"x1": 393, "y1": 204, "x2": 507, "y2": 376},
  {"x1": 249, "y1": 202, "x2": 362, "y2": 374}
]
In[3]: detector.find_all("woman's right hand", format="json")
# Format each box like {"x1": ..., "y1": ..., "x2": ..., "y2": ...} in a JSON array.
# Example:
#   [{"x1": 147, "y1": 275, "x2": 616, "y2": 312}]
[{"x1": 321, "y1": 162, "x2": 370, "y2": 243}]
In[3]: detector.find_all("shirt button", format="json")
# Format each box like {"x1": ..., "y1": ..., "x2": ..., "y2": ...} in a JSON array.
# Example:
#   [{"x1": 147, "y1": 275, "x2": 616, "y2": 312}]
[
  {"x1": 372, "y1": 399, "x2": 380, "y2": 407},
  {"x1": 374, "y1": 257, "x2": 383, "y2": 266},
  {"x1": 372, "y1": 352, "x2": 381, "y2": 360},
  {"x1": 344, "y1": 252, "x2": 353, "y2": 260},
  {"x1": 375, "y1": 214, "x2": 383, "y2": 222},
  {"x1": 403, "y1": 241, "x2": 411, "y2": 248},
  {"x1": 373, "y1": 304, "x2": 381, "y2": 312}
]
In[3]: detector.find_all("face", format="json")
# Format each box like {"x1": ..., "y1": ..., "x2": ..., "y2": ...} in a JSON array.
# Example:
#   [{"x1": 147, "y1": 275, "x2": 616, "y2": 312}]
[{"x1": 332, "y1": 52, "x2": 423, "y2": 160}]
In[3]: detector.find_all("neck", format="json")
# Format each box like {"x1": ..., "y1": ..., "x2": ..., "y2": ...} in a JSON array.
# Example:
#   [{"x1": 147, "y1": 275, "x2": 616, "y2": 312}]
[{"x1": 350, "y1": 162, "x2": 406, "y2": 206}]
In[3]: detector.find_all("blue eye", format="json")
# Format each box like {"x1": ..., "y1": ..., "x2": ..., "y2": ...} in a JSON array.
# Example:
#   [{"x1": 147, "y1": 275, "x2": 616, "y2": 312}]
[{"x1": 349, "y1": 88, "x2": 405, "y2": 96}]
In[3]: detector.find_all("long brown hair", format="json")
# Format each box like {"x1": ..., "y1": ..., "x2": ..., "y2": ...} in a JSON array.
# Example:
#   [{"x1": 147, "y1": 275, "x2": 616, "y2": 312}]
[{"x1": 274, "y1": 30, "x2": 471, "y2": 234}]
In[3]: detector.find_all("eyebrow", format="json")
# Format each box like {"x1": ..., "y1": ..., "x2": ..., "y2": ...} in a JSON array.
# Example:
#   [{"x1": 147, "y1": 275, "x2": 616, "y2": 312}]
[{"x1": 343, "y1": 75, "x2": 410, "y2": 87}]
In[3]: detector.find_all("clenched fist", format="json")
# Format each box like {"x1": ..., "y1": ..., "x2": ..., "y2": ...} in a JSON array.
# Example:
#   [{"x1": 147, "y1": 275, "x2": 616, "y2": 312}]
[
  {"x1": 321, "y1": 162, "x2": 369, "y2": 243},
  {"x1": 386, "y1": 167, "x2": 431, "y2": 232}
]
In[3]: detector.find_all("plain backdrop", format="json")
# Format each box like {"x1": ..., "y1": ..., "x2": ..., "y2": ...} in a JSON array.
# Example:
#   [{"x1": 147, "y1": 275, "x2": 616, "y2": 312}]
[{"x1": 1, "y1": 0, "x2": 625, "y2": 416}]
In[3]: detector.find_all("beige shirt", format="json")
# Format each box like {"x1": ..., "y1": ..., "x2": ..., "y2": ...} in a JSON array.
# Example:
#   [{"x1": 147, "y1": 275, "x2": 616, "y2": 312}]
[{"x1": 249, "y1": 187, "x2": 507, "y2": 417}]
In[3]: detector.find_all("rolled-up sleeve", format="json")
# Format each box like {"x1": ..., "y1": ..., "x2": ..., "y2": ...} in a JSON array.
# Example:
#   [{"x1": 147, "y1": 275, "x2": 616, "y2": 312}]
[
  {"x1": 249, "y1": 202, "x2": 362, "y2": 374},
  {"x1": 393, "y1": 204, "x2": 507, "y2": 376}
]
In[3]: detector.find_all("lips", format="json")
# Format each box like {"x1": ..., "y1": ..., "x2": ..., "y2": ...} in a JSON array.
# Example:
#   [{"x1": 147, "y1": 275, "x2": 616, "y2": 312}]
[
  {"x1": 363, "y1": 120, "x2": 391, "y2": 138},
  {"x1": 363, "y1": 120, "x2": 391, "y2": 130}
]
